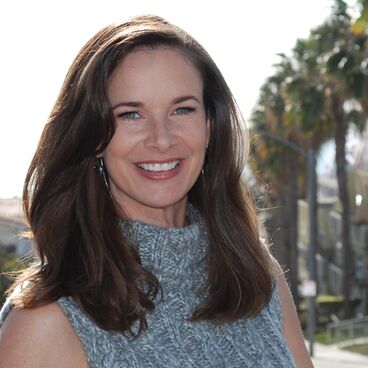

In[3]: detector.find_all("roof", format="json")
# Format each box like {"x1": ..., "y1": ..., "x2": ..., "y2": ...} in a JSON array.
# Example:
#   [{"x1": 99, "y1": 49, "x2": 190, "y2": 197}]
[{"x1": 0, "y1": 197, "x2": 26, "y2": 226}]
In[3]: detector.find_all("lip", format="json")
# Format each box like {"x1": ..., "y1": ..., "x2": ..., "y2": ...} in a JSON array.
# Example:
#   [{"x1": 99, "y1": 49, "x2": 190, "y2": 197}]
[
  {"x1": 134, "y1": 158, "x2": 182, "y2": 165},
  {"x1": 134, "y1": 158, "x2": 184, "y2": 180}
]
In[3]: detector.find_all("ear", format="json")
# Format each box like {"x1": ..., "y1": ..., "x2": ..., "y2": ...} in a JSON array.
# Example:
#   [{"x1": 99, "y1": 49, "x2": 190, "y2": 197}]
[{"x1": 205, "y1": 118, "x2": 211, "y2": 147}]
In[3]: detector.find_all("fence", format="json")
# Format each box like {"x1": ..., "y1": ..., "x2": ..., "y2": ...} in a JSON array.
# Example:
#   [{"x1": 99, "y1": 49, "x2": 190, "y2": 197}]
[{"x1": 326, "y1": 316, "x2": 368, "y2": 343}]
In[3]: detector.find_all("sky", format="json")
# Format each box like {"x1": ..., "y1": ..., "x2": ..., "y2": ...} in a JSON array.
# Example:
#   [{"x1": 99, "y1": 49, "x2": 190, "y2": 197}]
[{"x1": 0, "y1": 0, "x2": 337, "y2": 198}]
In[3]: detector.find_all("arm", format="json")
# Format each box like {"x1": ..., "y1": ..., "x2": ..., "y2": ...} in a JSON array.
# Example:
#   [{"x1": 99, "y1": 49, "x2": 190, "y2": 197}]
[
  {"x1": 277, "y1": 272, "x2": 314, "y2": 368},
  {"x1": 0, "y1": 302, "x2": 87, "y2": 368}
]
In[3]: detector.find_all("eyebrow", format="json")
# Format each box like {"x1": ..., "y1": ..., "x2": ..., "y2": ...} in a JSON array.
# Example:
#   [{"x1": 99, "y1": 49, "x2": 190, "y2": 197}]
[{"x1": 111, "y1": 95, "x2": 201, "y2": 110}]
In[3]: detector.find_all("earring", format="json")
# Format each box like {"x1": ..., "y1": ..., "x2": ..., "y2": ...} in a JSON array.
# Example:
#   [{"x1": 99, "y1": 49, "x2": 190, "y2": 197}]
[{"x1": 97, "y1": 157, "x2": 109, "y2": 189}]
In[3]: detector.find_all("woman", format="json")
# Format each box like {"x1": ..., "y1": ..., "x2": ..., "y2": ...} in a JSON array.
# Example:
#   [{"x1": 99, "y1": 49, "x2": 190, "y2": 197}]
[{"x1": 0, "y1": 15, "x2": 313, "y2": 367}]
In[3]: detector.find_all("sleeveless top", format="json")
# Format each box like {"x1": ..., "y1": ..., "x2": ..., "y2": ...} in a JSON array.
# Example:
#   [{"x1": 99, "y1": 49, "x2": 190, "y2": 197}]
[{"x1": 0, "y1": 207, "x2": 296, "y2": 367}]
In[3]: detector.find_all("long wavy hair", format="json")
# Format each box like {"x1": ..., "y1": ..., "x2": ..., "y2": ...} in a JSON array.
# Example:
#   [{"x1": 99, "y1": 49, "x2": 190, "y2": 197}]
[{"x1": 9, "y1": 15, "x2": 274, "y2": 335}]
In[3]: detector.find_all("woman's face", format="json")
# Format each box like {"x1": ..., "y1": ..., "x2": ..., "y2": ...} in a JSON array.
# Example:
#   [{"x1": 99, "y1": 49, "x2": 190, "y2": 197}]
[{"x1": 104, "y1": 47, "x2": 210, "y2": 223}]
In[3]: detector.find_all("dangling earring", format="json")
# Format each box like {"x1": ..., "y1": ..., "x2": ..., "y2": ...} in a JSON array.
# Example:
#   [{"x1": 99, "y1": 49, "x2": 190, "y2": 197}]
[{"x1": 97, "y1": 157, "x2": 109, "y2": 189}]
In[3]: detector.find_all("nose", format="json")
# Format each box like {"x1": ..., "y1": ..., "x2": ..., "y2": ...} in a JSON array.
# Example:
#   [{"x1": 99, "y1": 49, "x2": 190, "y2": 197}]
[{"x1": 145, "y1": 117, "x2": 178, "y2": 152}]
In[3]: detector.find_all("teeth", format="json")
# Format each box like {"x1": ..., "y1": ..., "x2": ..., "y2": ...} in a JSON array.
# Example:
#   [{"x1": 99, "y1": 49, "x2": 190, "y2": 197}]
[{"x1": 138, "y1": 160, "x2": 179, "y2": 172}]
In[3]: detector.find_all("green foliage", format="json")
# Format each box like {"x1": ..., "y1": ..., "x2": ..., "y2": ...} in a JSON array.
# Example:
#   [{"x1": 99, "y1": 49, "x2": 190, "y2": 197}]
[
  {"x1": 342, "y1": 343, "x2": 368, "y2": 356},
  {"x1": 314, "y1": 329, "x2": 368, "y2": 351},
  {"x1": 352, "y1": 0, "x2": 368, "y2": 34},
  {"x1": 314, "y1": 328, "x2": 339, "y2": 344},
  {"x1": 0, "y1": 247, "x2": 25, "y2": 306},
  {"x1": 252, "y1": 0, "x2": 368, "y2": 157},
  {"x1": 298, "y1": 295, "x2": 362, "y2": 329}
]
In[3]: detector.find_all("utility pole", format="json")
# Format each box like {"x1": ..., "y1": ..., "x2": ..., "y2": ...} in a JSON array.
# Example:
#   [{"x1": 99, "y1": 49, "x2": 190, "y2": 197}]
[{"x1": 307, "y1": 149, "x2": 318, "y2": 357}]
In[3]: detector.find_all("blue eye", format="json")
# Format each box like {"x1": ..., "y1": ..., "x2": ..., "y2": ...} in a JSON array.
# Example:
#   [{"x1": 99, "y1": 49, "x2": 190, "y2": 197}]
[
  {"x1": 174, "y1": 107, "x2": 195, "y2": 115},
  {"x1": 117, "y1": 111, "x2": 140, "y2": 120}
]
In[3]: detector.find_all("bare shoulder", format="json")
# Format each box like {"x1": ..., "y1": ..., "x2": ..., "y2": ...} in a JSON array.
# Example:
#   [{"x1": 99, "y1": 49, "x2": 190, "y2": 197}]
[
  {"x1": 276, "y1": 269, "x2": 314, "y2": 367},
  {"x1": 0, "y1": 302, "x2": 87, "y2": 368}
]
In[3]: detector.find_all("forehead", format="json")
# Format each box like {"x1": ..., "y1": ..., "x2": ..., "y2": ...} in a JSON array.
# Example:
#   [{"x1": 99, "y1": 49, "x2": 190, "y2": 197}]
[{"x1": 108, "y1": 47, "x2": 204, "y2": 104}]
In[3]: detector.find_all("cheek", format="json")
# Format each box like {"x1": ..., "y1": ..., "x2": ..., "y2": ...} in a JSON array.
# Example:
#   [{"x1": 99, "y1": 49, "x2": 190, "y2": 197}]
[
  {"x1": 105, "y1": 128, "x2": 133, "y2": 156},
  {"x1": 183, "y1": 118, "x2": 208, "y2": 145},
  {"x1": 192, "y1": 125, "x2": 209, "y2": 149}
]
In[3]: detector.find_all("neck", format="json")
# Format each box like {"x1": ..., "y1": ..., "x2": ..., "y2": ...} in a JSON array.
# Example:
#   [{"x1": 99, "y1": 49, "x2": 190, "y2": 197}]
[{"x1": 119, "y1": 198, "x2": 188, "y2": 228}]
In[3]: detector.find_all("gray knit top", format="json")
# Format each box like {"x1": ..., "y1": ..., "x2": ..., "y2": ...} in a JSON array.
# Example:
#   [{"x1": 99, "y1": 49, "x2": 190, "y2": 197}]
[{"x1": 0, "y1": 207, "x2": 296, "y2": 367}]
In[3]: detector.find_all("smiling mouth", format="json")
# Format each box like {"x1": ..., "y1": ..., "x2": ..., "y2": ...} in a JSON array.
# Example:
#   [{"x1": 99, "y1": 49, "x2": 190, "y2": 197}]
[{"x1": 136, "y1": 160, "x2": 180, "y2": 172}]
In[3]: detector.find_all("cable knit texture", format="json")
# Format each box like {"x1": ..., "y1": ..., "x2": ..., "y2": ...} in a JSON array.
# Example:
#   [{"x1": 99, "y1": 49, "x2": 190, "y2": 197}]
[{"x1": 0, "y1": 206, "x2": 296, "y2": 367}]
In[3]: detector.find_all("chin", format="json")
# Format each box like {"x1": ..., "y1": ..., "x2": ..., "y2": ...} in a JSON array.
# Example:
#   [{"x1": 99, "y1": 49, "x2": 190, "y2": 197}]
[
  {"x1": 143, "y1": 198, "x2": 185, "y2": 209},
  {"x1": 139, "y1": 191, "x2": 188, "y2": 208}
]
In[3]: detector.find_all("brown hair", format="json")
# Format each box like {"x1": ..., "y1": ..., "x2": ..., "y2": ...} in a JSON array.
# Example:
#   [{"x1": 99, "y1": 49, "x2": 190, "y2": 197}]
[{"x1": 10, "y1": 15, "x2": 274, "y2": 334}]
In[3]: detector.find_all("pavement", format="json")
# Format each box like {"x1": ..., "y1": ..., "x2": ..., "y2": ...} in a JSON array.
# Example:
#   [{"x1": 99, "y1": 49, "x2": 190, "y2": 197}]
[{"x1": 310, "y1": 342, "x2": 368, "y2": 368}]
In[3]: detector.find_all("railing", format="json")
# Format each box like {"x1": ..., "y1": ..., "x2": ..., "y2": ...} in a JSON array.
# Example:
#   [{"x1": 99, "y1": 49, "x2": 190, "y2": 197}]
[
  {"x1": 326, "y1": 316, "x2": 368, "y2": 343},
  {"x1": 351, "y1": 223, "x2": 368, "y2": 251}
]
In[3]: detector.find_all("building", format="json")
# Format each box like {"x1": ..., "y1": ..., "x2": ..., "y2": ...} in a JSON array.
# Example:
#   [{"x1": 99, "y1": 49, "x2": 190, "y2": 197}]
[
  {"x1": 0, "y1": 197, "x2": 31, "y2": 256},
  {"x1": 298, "y1": 124, "x2": 368, "y2": 315}
]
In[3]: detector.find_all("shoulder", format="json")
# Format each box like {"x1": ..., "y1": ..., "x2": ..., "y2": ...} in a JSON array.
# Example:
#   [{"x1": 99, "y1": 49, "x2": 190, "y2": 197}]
[
  {"x1": 271, "y1": 264, "x2": 302, "y2": 339},
  {"x1": 0, "y1": 302, "x2": 87, "y2": 368},
  {"x1": 273, "y1": 267, "x2": 314, "y2": 367}
]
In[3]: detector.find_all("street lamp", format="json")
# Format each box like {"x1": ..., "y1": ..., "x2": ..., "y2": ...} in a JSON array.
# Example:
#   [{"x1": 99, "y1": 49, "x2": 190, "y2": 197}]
[{"x1": 257, "y1": 131, "x2": 318, "y2": 357}]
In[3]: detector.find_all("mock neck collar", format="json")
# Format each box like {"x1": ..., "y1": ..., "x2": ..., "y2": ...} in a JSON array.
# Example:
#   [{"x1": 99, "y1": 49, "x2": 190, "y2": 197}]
[{"x1": 120, "y1": 204, "x2": 208, "y2": 279}]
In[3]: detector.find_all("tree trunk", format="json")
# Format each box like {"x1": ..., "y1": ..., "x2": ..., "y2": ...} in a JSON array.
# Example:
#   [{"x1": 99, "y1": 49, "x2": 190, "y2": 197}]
[
  {"x1": 262, "y1": 149, "x2": 300, "y2": 309},
  {"x1": 331, "y1": 94, "x2": 354, "y2": 318},
  {"x1": 276, "y1": 152, "x2": 292, "y2": 275}
]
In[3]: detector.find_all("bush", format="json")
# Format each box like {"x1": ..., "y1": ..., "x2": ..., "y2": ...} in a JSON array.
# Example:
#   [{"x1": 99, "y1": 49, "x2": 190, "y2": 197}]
[
  {"x1": 298, "y1": 294, "x2": 361, "y2": 329},
  {"x1": 0, "y1": 247, "x2": 26, "y2": 306},
  {"x1": 342, "y1": 343, "x2": 368, "y2": 356}
]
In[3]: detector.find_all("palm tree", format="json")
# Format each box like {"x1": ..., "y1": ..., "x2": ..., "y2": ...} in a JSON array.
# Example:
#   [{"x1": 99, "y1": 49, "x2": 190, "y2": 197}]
[
  {"x1": 251, "y1": 58, "x2": 307, "y2": 309},
  {"x1": 251, "y1": 0, "x2": 368, "y2": 318},
  {"x1": 309, "y1": 0, "x2": 368, "y2": 317}
]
